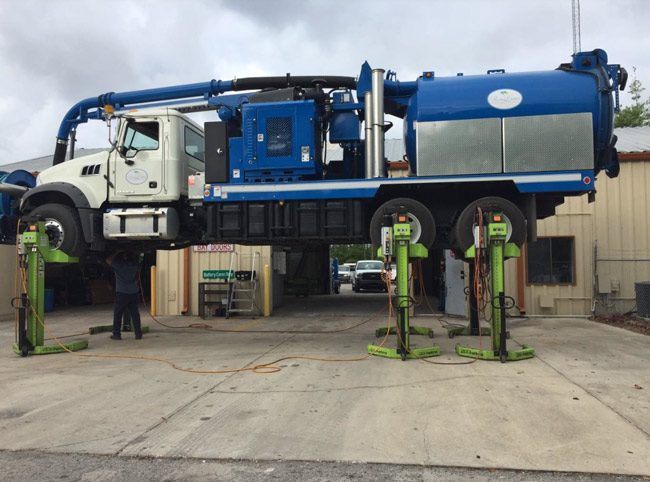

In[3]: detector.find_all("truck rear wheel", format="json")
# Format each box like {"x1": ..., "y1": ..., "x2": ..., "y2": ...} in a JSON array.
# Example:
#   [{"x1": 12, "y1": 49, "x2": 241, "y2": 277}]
[
  {"x1": 370, "y1": 198, "x2": 436, "y2": 249},
  {"x1": 27, "y1": 203, "x2": 85, "y2": 257},
  {"x1": 452, "y1": 196, "x2": 526, "y2": 253}
]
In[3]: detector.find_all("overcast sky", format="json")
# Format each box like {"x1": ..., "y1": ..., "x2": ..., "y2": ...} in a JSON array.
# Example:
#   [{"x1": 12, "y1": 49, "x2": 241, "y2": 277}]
[{"x1": 0, "y1": 0, "x2": 648, "y2": 165}]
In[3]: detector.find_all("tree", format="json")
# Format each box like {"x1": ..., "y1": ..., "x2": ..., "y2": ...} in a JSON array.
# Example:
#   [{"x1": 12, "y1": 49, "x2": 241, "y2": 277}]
[
  {"x1": 330, "y1": 244, "x2": 372, "y2": 263},
  {"x1": 615, "y1": 69, "x2": 650, "y2": 128}
]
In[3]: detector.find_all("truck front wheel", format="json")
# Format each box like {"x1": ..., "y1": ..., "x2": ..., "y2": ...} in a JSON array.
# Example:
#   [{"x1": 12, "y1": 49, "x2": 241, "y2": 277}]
[{"x1": 26, "y1": 204, "x2": 85, "y2": 257}]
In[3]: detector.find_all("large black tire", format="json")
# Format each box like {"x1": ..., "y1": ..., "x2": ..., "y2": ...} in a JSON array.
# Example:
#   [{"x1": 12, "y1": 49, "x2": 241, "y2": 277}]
[
  {"x1": 27, "y1": 203, "x2": 85, "y2": 257},
  {"x1": 370, "y1": 198, "x2": 436, "y2": 249},
  {"x1": 452, "y1": 196, "x2": 526, "y2": 252}
]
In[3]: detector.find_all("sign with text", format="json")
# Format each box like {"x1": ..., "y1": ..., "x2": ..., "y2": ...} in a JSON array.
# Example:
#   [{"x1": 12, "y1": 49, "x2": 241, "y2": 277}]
[
  {"x1": 193, "y1": 244, "x2": 235, "y2": 253},
  {"x1": 202, "y1": 270, "x2": 234, "y2": 280}
]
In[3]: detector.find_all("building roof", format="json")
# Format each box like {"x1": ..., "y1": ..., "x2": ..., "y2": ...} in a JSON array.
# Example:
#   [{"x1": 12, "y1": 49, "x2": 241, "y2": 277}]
[
  {"x1": 0, "y1": 148, "x2": 107, "y2": 173},
  {"x1": 613, "y1": 126, "x2": 650, "y2": 154},
  {"x1": 2, "y1": 127, "x2": 647, "y2": 174}
]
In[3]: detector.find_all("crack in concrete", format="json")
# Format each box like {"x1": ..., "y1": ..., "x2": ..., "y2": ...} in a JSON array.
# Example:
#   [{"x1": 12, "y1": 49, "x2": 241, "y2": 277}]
[
  {"x1": 513, "y1": 337, "x2": 650, "y2": 440},
  {"x1": 114, "y1": 334, "x2": 296, "y2": 456},
  {"x1": 198, "y1": 374, "x2": 482, "y2": 394}
]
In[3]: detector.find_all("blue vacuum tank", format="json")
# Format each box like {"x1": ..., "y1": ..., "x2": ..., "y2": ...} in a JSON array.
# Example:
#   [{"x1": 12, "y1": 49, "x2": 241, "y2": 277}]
[{"x1": 400, "y1": 49, "x2": 623, "y2": 178}]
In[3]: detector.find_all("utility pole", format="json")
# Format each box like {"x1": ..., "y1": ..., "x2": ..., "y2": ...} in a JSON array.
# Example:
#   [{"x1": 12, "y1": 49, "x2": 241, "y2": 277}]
[{"x1": 572, "y1": 0, "x2": 582, "y2": 54}]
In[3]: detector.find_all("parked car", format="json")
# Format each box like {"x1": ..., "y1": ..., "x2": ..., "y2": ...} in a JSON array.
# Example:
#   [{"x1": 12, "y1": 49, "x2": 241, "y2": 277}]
[
  {"x1": 338, "y1": 265, "x2": 351, "y2": 283},
  {"x1": 352, "y1": 260, "x2": 387, "y2": 292},
  {"x1": 344, "y1": 262, "x2": 356, "y2": 284}
]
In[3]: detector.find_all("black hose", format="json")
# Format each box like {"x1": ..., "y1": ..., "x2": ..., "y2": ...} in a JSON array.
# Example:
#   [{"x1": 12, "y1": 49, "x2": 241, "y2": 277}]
[
  {"x1": 53, "y1": 140, "x2": 68, "y2": 166},
  {"x1": 233, "y1": 75, "x2": 356, "y2": 91}
]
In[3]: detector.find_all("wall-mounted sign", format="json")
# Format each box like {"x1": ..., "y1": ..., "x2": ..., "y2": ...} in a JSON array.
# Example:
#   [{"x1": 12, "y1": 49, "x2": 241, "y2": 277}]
[
  {"x1": 193, "y1": 244, "x2": 235, "y2": 253},
  {"x1": 202, "y1": 270, "x2": 234, "y2": 280}
]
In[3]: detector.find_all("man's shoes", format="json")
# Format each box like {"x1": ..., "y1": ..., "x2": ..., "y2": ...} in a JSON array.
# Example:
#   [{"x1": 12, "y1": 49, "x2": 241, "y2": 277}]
[
  {"x1": 135, "y1": 333, "x2": 143, "y2": 340},
  {"x1": 110, "y1": 334, "x2": 122, "y2": 340}
]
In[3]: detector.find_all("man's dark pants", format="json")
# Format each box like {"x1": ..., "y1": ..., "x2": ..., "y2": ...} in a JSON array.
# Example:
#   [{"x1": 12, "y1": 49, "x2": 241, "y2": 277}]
[{"x1": 113, "y1": 292, "x2": 142, "y2": 337}]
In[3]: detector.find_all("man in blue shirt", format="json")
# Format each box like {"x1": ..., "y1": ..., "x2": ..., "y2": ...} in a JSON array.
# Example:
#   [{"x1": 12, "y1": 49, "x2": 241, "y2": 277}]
[{"x1": 106, "y1": 251, "x2": 143, "y2": 340}]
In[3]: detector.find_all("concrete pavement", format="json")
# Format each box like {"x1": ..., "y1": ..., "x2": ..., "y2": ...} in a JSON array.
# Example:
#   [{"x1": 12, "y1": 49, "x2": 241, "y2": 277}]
[{"x1": 0, "y1": 285, "x2": 648, "y2": 476}]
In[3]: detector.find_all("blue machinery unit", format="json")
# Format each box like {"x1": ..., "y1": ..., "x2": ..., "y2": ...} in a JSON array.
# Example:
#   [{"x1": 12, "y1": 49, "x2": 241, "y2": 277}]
[{"x1": 0, "y1": 170, "x2": 36, "y2": 242}]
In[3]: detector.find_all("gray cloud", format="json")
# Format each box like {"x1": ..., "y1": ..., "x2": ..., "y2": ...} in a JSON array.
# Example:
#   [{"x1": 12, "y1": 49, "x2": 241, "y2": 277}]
[{"x1": 0, "y1": 0, "x2": 647, "y2": 164}]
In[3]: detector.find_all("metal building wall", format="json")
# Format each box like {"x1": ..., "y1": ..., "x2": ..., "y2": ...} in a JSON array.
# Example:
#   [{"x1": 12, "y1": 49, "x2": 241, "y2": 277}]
[
  {"x1": 504, "y1": 158, "x2": 650, "y2": 316},
  {"x1": 155, "y1": 248, "x2": 186, "y2": 316},
  {"x1": 0, "y1": 245, "x2": 18, "y2": 320},
  {"x1": 156, "y1": 245, "x2": 272, "y2": 316},
  {"x1": 592, "y1": 159, "x2": 650, "y2": 314},
  {"x1": 521, "y1": 195, "x2": 595, "y2": 316}
]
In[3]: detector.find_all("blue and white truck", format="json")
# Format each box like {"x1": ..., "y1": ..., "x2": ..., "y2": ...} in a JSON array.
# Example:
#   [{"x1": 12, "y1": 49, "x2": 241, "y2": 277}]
[{"x1": 0, "y1": 49, "x2": 626, "y2": 256}]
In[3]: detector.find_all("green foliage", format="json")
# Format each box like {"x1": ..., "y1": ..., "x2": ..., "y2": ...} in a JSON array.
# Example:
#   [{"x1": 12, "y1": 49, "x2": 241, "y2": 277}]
[
  {"x1": 615, "y1": 72, "x2": 650, "y2": 128},
  {"x1": 330, "y1": 244, "x2": 373, "y2": 264}
]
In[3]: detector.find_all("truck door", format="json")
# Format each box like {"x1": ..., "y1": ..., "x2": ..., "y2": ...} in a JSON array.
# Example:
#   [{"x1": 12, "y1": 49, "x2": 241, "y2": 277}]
[
  {"x1": 182, "y1": 124, "x2": 205, "y2": 189},
  {"x1": 112, "y1": 118, "x2": 164, "y2": 199}
]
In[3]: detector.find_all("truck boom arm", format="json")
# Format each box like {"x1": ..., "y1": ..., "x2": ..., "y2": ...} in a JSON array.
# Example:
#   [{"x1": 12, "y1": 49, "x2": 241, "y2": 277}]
[{"x1": 53, "y1": 75, "x2": 356, "y2": 166}]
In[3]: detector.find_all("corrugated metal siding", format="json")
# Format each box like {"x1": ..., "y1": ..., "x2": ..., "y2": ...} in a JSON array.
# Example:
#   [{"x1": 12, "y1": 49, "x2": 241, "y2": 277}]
[
  {"x1": 189, "y1": 245, "x2": 271, "y2": 316},
  {"x1": 528, "y1": 196, "x2": 595, "y2": 316},
  {"x1": 504, "y1": 196, "x2": 594, "y2": 316},
  {"x1": 156, "y1": 245, "x2": 272, "y2": 316},
  {"x1": 155, "y1": 248, "x2": 186, "y2": 316},
  {"x1": 506, "y1": 160, "x2": 650, "y2": 316},
  {"x1": 0, "y1": 245, "x2": 18, "y2": 320},
  {"x1": 592, "y1": 160, "x2": 650, "y2": 314}
]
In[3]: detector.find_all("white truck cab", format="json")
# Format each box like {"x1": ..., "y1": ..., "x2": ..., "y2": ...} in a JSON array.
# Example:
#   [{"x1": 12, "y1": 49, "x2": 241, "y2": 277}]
[{"x1": 22, "y1": 108, "x2": 205, "y2": 256}]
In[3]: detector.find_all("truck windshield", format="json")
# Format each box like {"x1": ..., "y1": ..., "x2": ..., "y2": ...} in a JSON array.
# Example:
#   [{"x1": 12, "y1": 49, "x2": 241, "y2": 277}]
[
  {"x1": 123, "y1": 121, "x2": 159, "y2": 152},
  {"x1": 356, "y1": 261, "x2": 382, "y2": 270}
]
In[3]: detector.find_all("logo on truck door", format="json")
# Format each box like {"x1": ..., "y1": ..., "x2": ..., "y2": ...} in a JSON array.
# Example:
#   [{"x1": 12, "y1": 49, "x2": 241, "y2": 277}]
[
  {"x1": 125, "y1": 168, "x2": 148, "y2": 185},
  {"x1": 487, "y1": 89, "x2": 523, "y2": 110}
]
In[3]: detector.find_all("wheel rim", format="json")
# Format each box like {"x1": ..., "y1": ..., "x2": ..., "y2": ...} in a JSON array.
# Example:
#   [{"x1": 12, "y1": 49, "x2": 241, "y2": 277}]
[
  {"x1": 43, "y1": 218, "x2": 65, "y2": 250},
  {"x1": 472, "y1": 214, "x2": 513, "y2": 243},
  {"x1": 405, "y1": 212, "x2": 422, "y2": 244}
]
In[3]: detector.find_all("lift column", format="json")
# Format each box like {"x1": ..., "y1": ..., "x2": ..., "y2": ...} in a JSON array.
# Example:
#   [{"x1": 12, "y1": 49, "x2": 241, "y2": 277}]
[
  {"x1": 13, "y1": 222, "x2": 89, "y2": 356},
  {"x1": 455, "y1": 212, "x2": 535, "y2": 362},
  {"x1": 368, "y1": 210, "x2": 440, "y2": 361}
]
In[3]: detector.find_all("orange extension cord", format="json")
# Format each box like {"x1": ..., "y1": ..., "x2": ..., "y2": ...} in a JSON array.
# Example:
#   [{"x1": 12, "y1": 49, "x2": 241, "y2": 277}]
[{"x1": 15, "y1": 234, "x2": 395, "y2": 374}]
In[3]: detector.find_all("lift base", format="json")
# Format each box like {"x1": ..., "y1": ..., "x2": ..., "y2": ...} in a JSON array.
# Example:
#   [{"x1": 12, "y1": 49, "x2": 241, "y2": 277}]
[
  {"x1": 88, "y1": 325, "x2": 151, "y2": 335},
  {"x1": 13, "y1": 339, "x2": 88, "y2": 356},
  {"x1": 455, "y1": 343, "x2": 535, "y2": 362},
  {"x1": 446, "y1": 325, "x2": 491, "y2": 338},
  {"x1": 375, "y1": 326, "x2": 434, "y2": 338},
  {"x1": 368, "y1": 343, "x2": 441, "y2": 359}
]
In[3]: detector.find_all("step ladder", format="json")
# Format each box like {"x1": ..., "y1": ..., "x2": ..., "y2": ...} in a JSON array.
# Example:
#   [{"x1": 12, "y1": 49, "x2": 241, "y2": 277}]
[{"x1": 226, "y1": 251, "x2": 261, "y2": 318}]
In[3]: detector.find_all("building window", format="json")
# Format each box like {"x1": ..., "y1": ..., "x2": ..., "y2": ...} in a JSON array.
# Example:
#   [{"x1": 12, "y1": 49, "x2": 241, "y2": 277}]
[{"x1": 527, "y1": 237, "x2": 575, "y2": 285}]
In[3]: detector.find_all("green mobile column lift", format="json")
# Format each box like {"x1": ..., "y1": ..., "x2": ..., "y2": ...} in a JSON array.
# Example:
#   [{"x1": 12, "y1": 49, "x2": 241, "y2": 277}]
[
  {"x1": 455, "y1": 212, "x2": 535, "y2": 363},
  {"x1": 13, "y1": 222, "x2": 89, "y2": 356},
  {"x1": 368, "y1": 210, "x2": 440, "y2": 361}
]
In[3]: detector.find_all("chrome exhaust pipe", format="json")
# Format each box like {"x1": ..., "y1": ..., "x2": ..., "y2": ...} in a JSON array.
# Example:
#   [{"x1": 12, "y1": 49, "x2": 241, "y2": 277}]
[
  {"x1": 364, "y1": 91, "x2": 374, "y2": 178},
  {"x1": 371, "y1": 68, "x2": 385, "y2": 178}
]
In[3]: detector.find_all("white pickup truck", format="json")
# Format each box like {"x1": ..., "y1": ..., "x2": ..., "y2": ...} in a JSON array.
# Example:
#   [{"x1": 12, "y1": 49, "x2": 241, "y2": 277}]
[{"x1": 352, "y1": 260, "x2": 387, "y2": 293}]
